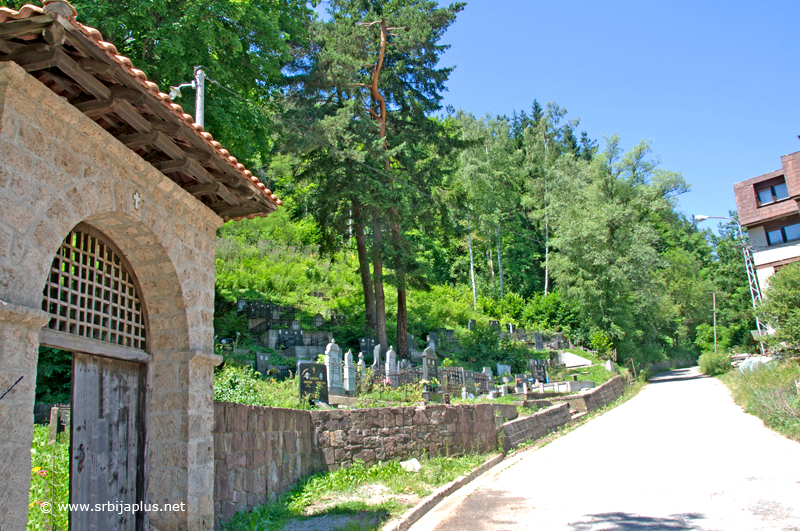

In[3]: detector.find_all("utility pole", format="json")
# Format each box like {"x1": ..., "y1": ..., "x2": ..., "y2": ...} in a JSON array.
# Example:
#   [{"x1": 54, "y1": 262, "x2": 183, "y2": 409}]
[
  {"x1": 712, "y1": 292, "x2": 717, "y2": 355},
  {"x1": 169, "y1": 66, "x2": 206, "y2": 128}
]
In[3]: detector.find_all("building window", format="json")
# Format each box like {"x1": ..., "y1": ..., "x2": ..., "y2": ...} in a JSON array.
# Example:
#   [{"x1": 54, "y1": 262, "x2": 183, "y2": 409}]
[
  {"x1": 766, "y1": 222, "x2": 800, "y2": 246},
  {"x1": 756, "y1": 178, "x2": 789, "y2": 206}
]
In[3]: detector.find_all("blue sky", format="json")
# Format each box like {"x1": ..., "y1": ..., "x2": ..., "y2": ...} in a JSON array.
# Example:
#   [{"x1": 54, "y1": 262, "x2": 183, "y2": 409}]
[{"x1": 434, "y1": 1, "x2": 800, "y2": 229}]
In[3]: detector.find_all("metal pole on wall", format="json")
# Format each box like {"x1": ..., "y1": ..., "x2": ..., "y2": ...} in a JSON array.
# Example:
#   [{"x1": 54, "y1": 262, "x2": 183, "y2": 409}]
[{"x1": 194, "y1": 67, "x2": 205, "y2": 129}]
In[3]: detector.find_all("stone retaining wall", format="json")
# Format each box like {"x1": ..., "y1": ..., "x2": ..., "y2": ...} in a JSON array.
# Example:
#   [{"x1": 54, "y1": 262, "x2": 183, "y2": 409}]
[
  {"x1": 552, "y1": 375, "x2": 626, "y2": 415},
  {"x1": 500, "y1": 403, "x2": 571, "y2": 451},
  {"x1": 212, "y1": 402, "x2": 497, "y2": 528},
  {"x1": 212, "y1": 402, "x2": 317, "y2": 529},
  {"x1": 310, "y1": 404, "x2": 497, "y2": 471}
]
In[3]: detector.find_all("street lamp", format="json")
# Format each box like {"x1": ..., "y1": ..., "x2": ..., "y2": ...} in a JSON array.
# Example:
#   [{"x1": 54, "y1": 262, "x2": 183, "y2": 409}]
[
  {"x1": 169, "y1": 66, "x2": 206, "y2": 129},
  {"x1": 693, "y1": 214, "x2": 767, "y2": 354}
]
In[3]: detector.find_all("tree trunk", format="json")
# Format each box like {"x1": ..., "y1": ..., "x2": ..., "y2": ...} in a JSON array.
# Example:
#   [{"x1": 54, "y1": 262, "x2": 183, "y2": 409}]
[
  {"x1": 372, "y1": 208, "x2": 388, "y2": 355},
  {"x1": 488, "y1": 247, "x2": 495, "y2": 294},
  {"x1": 467, "y1": 215, "x2": 477, "y2": 309},
  {"x1": 389, "y1": 208, "x2": 407, "y2": 359},
  {"x1": 496, "y1": 223, "x2": 504, "y2": 299},
  {"x1": 353, "y1": 200, "x2": 376, "y2": 332}
]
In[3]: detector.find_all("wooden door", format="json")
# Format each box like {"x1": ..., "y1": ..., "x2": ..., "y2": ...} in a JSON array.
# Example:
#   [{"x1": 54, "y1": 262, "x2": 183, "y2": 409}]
[{"x1": 70, "y1": 352, "x2": 147, "y2": 531}]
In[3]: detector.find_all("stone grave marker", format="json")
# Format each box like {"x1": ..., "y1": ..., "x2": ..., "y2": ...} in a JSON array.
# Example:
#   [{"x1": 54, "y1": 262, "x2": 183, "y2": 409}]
[
  {"x1": 343, "y1": 349, "x2": 356, "y2": 395},
  {"x1": 468, "y1": 319, "x2": 476, "y2": 330},
  {"x1": 291, "y1": 319, "x2": 302, "y2": 331},
  {"x1": 357, "y1": 352, "x2": 366, "y2": 374},
  {"x1": 298, "y1": 362, "x2": 328, "y2": 404},
  {"x1": 324, "y1": 339, "x2": 345, "y2": 395},
  {"x1": 506, "y1": 323, "x2": 514, "y2": 333},
  {"x1": 489, "y1": 320, "x2": 500, "y2": 330},
  {"x1": 385, "y1": 346, "x2": 398, "y2": 387},
  {"x1": 534, "y1": 332, "x2": 544, "y2": 350},
  {"x1": 427, "y1": 331, "x2": 439, "y2": 352},
  {"x1": 496, "y1": 363, "x2": 511, "y2": 377},
  {"x1": 371, "y1": 343, "x2": 382, "y2": 371},
  {"x1": 255, "y1": 351, "x2": 270, "y2": 376},
  {"x1": 422, "y1": 347, "x2": 438, "y2": 382},
  {"x1": 360, "y1": 337, "x2": 378, "y2": 357},
  {"x1": 313, "y1": 313, "x2": 325, "y2": 328},
  {"x1": 530, "y1": 358, "x2": 548, "y2": 383}
]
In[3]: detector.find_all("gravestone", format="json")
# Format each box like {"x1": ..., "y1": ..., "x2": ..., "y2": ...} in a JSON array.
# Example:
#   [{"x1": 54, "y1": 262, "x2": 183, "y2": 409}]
[
  {"x1": 290, "y1": 319, "x2": 302, "y2": 331},
  {"x1": 343, "y1": 349, "x2": 356, "y2": 395},
  {"x1": 427, "y1": 331, "x2": 439, "y2": 352},
  {"x1": 371, "y1": 343, "x2": 382, "y2": 371},
  {"x1": 489, "y1": 320, "x2": 500, "y2": 330},
  {"x1": 482, "y1": 367, "x2": 493, "y2": 379},
  {"x1": 496, "y1": 363, "x2": 511, "y2": 378},
  {"x1": 324, "y1": 339, "x2": 345, "y2": 395},
  {"x1": 422, "y1": 347, "x2": 438, "y2": 383},
  {"x1": 385, "y1": 346, "x2": 398, "y2": 388},
  {"x1": 313, "y1": 313, "x2": 325, "y2": 328},
  {"x1": 534, "y1": 332, "x2": 544, "y2": 350},
  {"x1": 530, "y1": 358, "x2": 548, "y2": 383},
  {"x1": 506, "y1": 323, "x2": 514, "y2": 333},
  {"x1": 360, "y1": 337, "x2": 378, "y2": 358},
  {"x1": 255, "y1": 351, "x2": 270, "y2": 376},
  {"x1": 298, "y1": 362, "x2": 328, "y2": 403},
  {"x1": 468, "y1": 319, "x2": 476, "y2": 330},
  {"x1": 549, "y1": 350, "x2": 561, "y2": 366},
  {"x1": 357, "y1": 352, "x2": 366, "y2": 374}
]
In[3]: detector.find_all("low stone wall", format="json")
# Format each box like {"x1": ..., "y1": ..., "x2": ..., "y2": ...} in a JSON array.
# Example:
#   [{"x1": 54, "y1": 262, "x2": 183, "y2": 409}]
[
  {"x1": 212, "y1": 402, "x2": 317, "y2": 529},
  {"x1": 310, "y1": 404, "x2": 497, "y2": 471},
  {"x1": 500, "y1": 403, "x2": 571, "y2": 451},
  {"x1": 213, "y1": 402, "x2": 498, "y2": 528},
  {"x1": 551, "y1": 375, "x2": 626, "y2": 415}
]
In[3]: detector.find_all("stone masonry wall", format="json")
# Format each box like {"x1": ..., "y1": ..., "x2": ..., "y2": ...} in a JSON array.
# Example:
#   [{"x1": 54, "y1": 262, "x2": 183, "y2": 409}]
[
  {"x1": 212, "y1": 402, "x2": 316, "y2": 529},
  {"x1": 552, "y1": 375, "x2": 627, "y2": 416},
  {"x1": 500, "y1": 403, "x2": 571, "y2": 451},
  {"x1": 212, "y1": 402, "x2": 498, "y2": 528},
  {"x1": 582, "y1": 376, "x2": 626, "y2": 412},
  {"x1": 310, "y1": 404, "x2": 497, "y2": 471}
]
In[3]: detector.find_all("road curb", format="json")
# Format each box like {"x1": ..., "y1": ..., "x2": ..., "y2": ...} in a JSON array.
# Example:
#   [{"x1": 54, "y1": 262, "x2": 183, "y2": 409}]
[{"x1": 382, "y1": 453, "x2": 505, "y2": 531}]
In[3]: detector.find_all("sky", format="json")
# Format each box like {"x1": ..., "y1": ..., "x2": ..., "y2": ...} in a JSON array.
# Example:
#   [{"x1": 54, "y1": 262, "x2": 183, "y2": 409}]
[{"x1": 432, "y1": 1, "x2": 800, "y2": 230}]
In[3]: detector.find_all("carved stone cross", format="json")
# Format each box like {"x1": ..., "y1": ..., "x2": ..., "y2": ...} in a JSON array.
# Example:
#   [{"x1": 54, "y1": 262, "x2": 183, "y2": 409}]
[{"x1": 133, "y1": 191, "x2": 141, "y2": 210}]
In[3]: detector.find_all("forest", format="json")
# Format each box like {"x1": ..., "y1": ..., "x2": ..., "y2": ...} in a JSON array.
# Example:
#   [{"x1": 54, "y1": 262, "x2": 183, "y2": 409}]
[{"x1": 30, "y1": 0, "x2": 773, "y2": 375}]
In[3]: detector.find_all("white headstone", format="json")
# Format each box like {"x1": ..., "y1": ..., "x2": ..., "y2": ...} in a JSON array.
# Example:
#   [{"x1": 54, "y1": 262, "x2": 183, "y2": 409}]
[
  {"x1": 372, "y1": 344, "x2": 382, "y2": 371},
  {"x1": 461, "y1": 386, "x2": 468, "y2": 400},
  {"x1": 357, "y1": 352, "x2": 366, "y2": 374},
  {"x1": 343, "y1": 349, "x2": 356, "y2": 395},
  {"x1": 324, "y1": 339, "x2": 344, "y2": 394},
  {"x1": 422, "y1": 347, "x2": 438, "y2": 382}
]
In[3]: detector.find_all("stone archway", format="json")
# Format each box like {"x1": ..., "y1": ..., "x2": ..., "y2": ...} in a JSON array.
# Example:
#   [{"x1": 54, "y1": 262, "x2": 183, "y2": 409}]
[{"x1": 0, "y1": 61, "x2": 223, "y2": 531}]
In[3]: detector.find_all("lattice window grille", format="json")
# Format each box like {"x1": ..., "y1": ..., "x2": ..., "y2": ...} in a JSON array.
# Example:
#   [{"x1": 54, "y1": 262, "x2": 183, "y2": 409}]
[{"x1": 42, "y1": 229, "x2": 146, "y2": 350}]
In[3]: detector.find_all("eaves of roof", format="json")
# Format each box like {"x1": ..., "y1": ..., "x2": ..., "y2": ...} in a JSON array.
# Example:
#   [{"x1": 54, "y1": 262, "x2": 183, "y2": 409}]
[{"x1": 0, "y1": 1, "x2": 282, "y2": 222}]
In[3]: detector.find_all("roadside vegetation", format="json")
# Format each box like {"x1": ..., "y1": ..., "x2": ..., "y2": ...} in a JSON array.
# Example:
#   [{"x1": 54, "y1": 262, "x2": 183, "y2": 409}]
[
  {"x1": 221, "y1": 453, "x2": 492, "y2": 531},
  {"x1": 721, "y1": 362, "x2": 800, "y2": 442}
]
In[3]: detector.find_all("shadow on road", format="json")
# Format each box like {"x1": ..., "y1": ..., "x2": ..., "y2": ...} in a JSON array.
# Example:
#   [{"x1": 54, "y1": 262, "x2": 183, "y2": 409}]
[
  {"x1": 648, "y1": 368, "x2": 706, "y2": 384},
  {"x1": 568, "y1": 511, "x2": 709, "y2": 530}
]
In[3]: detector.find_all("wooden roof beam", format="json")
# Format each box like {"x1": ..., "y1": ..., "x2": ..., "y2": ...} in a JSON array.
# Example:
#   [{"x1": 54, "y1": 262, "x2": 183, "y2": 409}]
[{"x1": 0, "y1": 15, "x2": 53, "y2": 40}]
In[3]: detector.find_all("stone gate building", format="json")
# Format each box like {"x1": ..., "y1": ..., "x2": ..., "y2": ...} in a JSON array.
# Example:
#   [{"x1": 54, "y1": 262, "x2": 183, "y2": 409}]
[{"x1": 0, "y1": 2, "x2": 280, "y2": 530}]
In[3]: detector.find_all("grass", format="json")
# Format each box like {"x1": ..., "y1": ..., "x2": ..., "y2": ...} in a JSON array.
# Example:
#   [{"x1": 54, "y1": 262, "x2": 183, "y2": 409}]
[
  {"x1": 221, "y1": 453, "x2": 492, "y2": 531},
  {"x1": 720, "y1": 360, "x2": 800, "y2": 442},
  {"x1": 28, "y1": 425, "x2": 70, "y2": 531}
]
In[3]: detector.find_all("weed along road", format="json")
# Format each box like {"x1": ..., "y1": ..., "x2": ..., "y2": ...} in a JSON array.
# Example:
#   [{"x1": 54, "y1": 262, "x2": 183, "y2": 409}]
[{"x1": 407, "y1": 367, "x2": 800, "y2": 531}]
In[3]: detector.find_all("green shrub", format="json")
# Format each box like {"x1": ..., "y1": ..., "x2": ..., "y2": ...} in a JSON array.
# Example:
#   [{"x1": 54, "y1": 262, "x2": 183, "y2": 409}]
[
  {"x1": 213, "y1": 364, "x2": 314, "y2": 410},
  {"x1": 698, "y1": 350, "x2": 732, "y2": 376}
]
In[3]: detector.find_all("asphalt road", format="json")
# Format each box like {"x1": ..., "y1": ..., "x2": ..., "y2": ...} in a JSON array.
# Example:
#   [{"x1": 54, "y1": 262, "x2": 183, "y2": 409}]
[{"x1": 408, "y1": 367, "x2": 800, "y2": 531}]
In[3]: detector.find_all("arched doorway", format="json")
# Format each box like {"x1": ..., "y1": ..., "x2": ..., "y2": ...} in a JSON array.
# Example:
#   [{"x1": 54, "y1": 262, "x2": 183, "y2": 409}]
[{"x1": 40, "y1": 224, "x2": 149, "y2": 531}]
